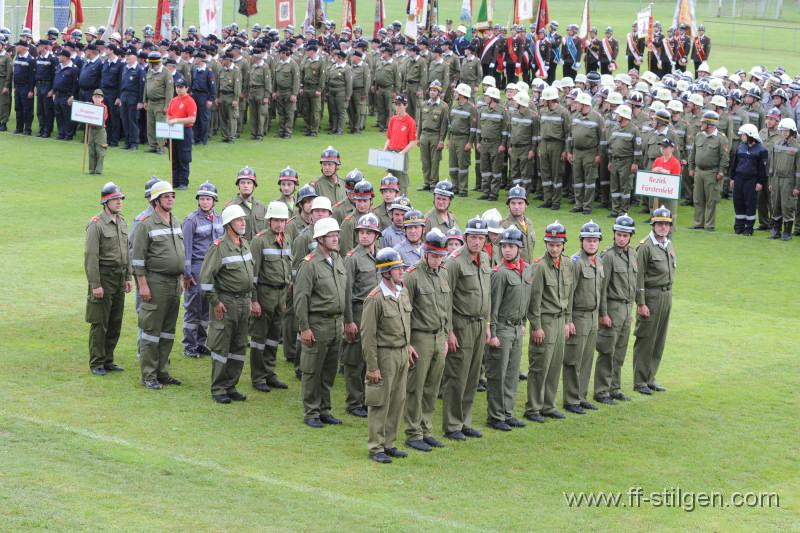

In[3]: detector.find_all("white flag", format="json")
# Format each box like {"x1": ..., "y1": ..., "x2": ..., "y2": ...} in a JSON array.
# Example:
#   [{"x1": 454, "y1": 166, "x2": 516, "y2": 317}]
[
  {"x1": 637, "y1": 7, "x2": 651, "y2": 36},
  {"x1": 578, "y1": 0, "x2": 590, "y2": 39},
  {"x1": 517, "y1": 0, "x2": 533, "y2": 22},
  {"x1": 199, "y1": 0, "x2": 222, "y2": 37}
]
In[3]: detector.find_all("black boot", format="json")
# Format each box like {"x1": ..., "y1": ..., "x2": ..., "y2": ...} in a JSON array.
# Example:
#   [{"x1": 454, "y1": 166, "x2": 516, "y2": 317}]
[
  {"x1": 768, "y1": 219, "x2": 782, "y2": 239},
  {"x1": 782, "y1": 221, "x2": 793, "y2": 241}
]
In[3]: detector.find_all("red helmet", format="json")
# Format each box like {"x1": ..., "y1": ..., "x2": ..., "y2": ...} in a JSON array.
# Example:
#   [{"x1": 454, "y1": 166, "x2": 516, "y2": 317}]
[
  {"x1": 320, "y1": 146, "x2": 341, "y2": 166},
  {"x1": 236, "y1": 166, "x2": 257, "y2": 186},
  {"x1": 278, "y1": 166, "x2": 299, "y2": 184}
]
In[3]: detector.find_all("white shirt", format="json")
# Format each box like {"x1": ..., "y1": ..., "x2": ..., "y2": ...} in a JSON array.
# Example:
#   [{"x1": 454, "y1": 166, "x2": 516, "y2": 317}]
[{"x1": 379, "y1": 279, "x2": 402, "y2": 299}]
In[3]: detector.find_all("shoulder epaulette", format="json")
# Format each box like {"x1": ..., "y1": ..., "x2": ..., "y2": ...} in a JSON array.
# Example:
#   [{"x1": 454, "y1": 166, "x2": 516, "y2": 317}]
[
  {"x1": 492, "y1": 265, "x2": 500, "y2": 272},
  {"x1": 310, "y1": 180, "x2": 318, "y2": 186},
  {"x1": 91, "y1": 216, "x2": 100, "y2": 224},
  {"x1": 368, "y1": 288, "x2": 379, "y2": 296},
  {"x1": 334, "y1": 200, "x2": 345, "y2": 207},
  {"x1": 344, "y1": 214, "x2": 353, "y2": 221},
  {"x1": 304, "y1": 253, "x2": 314, "y2": 261},
  {"x1": 255, "y1": 230, "x2": 266, "y2": 237},
  {"x1": 346, "y1": 250, "x2": 355, "y2": 257},
  {"x1": 640, "y1": 238, "x2": 647, "y2": 245},
  {"x1": 224, "y1": 200, "x2": 233, "y2": 207},
  {"x1": 571, "y1": 254, "x2": 580, "y2": 263},
  {"x1": 213, "y1": 239, "x2": 222, "y2": 246},
  {"x1": 406, "y1": 266, "x2": 415, "y2": 273},
  {"x1": 534, "y1": 257, "x2": 542, "y2": 263}
]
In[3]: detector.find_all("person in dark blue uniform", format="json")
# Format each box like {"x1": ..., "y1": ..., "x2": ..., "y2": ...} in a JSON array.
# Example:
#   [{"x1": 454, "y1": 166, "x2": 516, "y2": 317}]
[
  {"x1": 136, "y1": 49, "x2": 149, "y2": 146},
  {"x1": 78, "y1": 43, "x2": 102, "y2": 102},
  {"x1": 13, "y1": 41, "x2": 36, "y2": 134},
  {"x1": 119, "y1": 47, "x2": 144, "y2": 150},
  {"x1": 100, "y1": 44, "x2": 124, "y2": 146},
  {"x1": 190, "y1": 51, "x2": 215, "y2": 145},
  {"x1": 730, "y1": 123, "x2": 769, "y2": 236},
  {"x1": 53, "y1": 49, "x2": 79, "y2": 140},
  {"x1": 34, "y1": 39, "x2": 57, "y2": 137}
]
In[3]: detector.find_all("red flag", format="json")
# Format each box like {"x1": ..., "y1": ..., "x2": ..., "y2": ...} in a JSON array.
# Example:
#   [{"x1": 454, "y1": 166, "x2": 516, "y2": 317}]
[
  {"x1": 239, "y1": 0, "x2": 258, "y2": 17},
  {"x1": 155, "y1": 0, "x2": 171, "y2": 41},
  {"x1": 534, "y1": 0, "x2": 548, "y2": 34},
  {"x1": 65, "y1": 0, "x2": 84, "y2": 35},
  {"x1": 373, "y1": 0, "x2": 384, "y2": 35},
  {"x1": 342, "y1": 0, "x2": 356, "y2": 31},
  {"x1": 25, "y1": 0, "x2": 40, "y2": 39},
  {"x1": 276, "y1": 0, "x2": 294, "y2": 29}
]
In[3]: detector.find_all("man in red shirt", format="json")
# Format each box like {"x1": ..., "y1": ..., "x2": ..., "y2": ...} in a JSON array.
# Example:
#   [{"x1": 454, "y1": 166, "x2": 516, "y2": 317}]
[
  {"x1": 650, "y1": 138, "x2": 682, "y2": 227},
  {"x1": 383, "y1": 95, "x2": 417, "y2": 195},
  {"x1": 166, "y1": 77, "x2": 197, "y2": 190}
]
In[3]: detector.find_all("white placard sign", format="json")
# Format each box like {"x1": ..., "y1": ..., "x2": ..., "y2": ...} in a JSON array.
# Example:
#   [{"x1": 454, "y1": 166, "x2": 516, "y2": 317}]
[
  {"x1": 368, "y1": 148, "x2": 408, "y2": 172},
  {"x1": 635, "y1": 170, "x2": 681, "y2": 200},
  {"x1": 156, "y1": 121, "x2": 185, "y2": 140},
  {"x1": 70, "y1": 101, "x2": 105, "y2": 126}
]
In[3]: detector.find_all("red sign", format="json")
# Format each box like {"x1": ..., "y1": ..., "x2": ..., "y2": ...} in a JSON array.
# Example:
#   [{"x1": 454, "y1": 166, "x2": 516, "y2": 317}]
[{"x1": 276, "y1": 0, "x2": 294, "y2": 28}]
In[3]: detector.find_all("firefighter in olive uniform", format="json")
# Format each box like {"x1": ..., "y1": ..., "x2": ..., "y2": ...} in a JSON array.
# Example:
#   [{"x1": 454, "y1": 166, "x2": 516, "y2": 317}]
[
  {"x1": 448, "y1": 83, "x2": 478, "y2": 196},
  {"x1": 201, "y1": 204, "x2": 255, "y2": 403},
  {"x1": 524, "y1": 220, "x2": 574, "y2": 422},
  {"x1": 768, "y1": 118, "x2": 800, "y2": 240},
  {"x1": 85, "y1": 182, "x2": 132, "y2": 375},
  {"x1": 417, "y1": 80, "x2": 450, "y2": 190},
  {"x1": 485, "y1": 226, "x2": 532, "y2": 431},
  {"x1": 361, "y1": 247, "x2": 412, "y2": 464},
  {"x1": 348, "y1": 51, "x2": 370, "y2": 133},
  {"x1": 274, "y1": 46, "x2": 300, "y2": 138},
  {"x1": 442, "y1": 218, "x2": 492, "y2": 441},
  {"x1": 562, "y1": 221, "x2": 604, "y2": 415},
  {"x1": 568, "y1": 92, "x2": 607, "y2": 214},
  {"x1": 501, "y1": 185, "x2": 536, "y2": 264},
  {"x1": 327, "y1": 50, "x2": 352, "y2": 135},
  {"x1": 689, "y1": 111, "x2": 730, "y2": 231},
  {"x1": 227, "y1": 166, "x2": 267, "y2": 242},
  {"x1": 632, "y1": 206, "x2": 676, "y2": 395},
  {"x1": 249, "y1": 202, "x2": 292, "y2": 393},
  {"x1": 606, "y1": 104, "x2": 641, "y2": 216},
  {"x1": 216, "y1": 52, "x2": 241, "y2": 143},
  {"x1": 248, "y1": 48, "x2": 273, "y2": 140},
  {"x1": 144, "y1": 52, "x2": 174, "y2": 153},
  {"x1": 403, "y1": 229, "x2": 452, "y2": 452},
  {"x1": 300, "y1": 44, "x2": 326, "y2": 136},
  {"x1": 508, "y1": 91, "x2": 539, "y2": 195},
  {"x1": 342, "y1": 214, "x2": 382, "y2": 417},
  {"x1": 477, "y1": 86, "x2": 510, "y2": 201},
  {"x1": 132, "y1": 181, "x2": 185, "y2": 389},
  {"x1": 294, "y1": 218, "x2": 347, "y2": 428},
  {"x1": 538, "y1": 87, "x2": 572, "y2": 209},
  {"x1": 594, "y1": 214, "x2": 637, "y2": 403}
]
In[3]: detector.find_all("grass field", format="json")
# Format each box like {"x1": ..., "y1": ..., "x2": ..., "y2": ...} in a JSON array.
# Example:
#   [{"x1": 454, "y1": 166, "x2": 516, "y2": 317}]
[
  {"x1": 1, "y1": 86, "x2": 799, "y2": 531},
  {"x1": 4, "y1": 0, "x2": 800, "y2": 70}
]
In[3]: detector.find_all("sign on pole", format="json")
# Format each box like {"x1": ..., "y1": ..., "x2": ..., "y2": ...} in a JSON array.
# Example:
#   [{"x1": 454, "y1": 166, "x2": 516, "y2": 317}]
[
  {"x1": 70, "y1": 101, "x2": 105, "y2": 126},
  {"x1": 156, "y1": 121, "x2": 185, "y2": 140},
  {"x1": 635, "y1": 170, "x2": 681, "y2": 200},
  {"x1": 368, "y1": 148, "x2": 407, "y2": 172}
]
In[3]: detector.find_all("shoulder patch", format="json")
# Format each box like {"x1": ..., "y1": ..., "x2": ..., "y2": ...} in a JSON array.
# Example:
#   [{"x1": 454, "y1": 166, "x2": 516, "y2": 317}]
[
  {"x1": 571, "y1": 254, "x2": 579, "y2": 263},
  {"x1": 344, "y1": 214, "x2": 353, "y2": 221},
  {"x1": 534, "y1": 257, "x2": 542, "y2": 263},
  {"x1": 492, "y1": 265, "x2": 500, "y2": 272},
  {"x1": 346, "y1": 250, "x2": 355, "y2": 257},
  {"x1": 304, "y1": 253, "x2": 314, "y2": 261},
  {"x1": 368, "y1": 288, "x2": 379, "y2": 296},
  {"x1": 213, "y1": 239, "x2": 222, "y2": 246},
  {"x1": 91, "y1": 216, "x2": 100, "y2": 224}
]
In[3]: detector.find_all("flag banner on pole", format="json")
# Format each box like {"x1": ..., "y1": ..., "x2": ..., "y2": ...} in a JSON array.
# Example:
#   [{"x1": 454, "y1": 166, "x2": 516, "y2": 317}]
[
  {"x1": 54, "y1": 0, "x2": 69, "y2": 32},
  {"x1": 636, "y1": 6, "x2": 650, "y2": 36},
  {"x1": 24, "y1": 0, "x2": 40, "y2": 38},
  {"x1": 475, "y1": 0, "x2": 491, "y2": 30},
  {"x1": 417, "y1": 0, "x2": 428, "y2": 31},
  {"x1": 404, "y1": 0, "x2": 417, "y2": 40},
  {"x1": 65, "y1": 0, "x2": 84, "y2": 35},
  {"x1": 238, "y1": 0, "x2": 257, "y2": 17},
  {"x1": 303, "y1": 0, "x2": 322, "y2": 31},
  {"x1": 460, "y1": 0, "x2": 471, "y2": 23},
  {"x1": 673, "y1": 0, "x2": 696, "y2": 35},
  {"x1": 155, "y1": 0, "x2": 171, "y2": 40},
  {"x1": 341, "y1": 0, "x2": 355, "y2": 31},
  {"x1": 578, "y1": 0, "x2": 589, "y2": 39},
  {"x1": 276, "y1": 0, "x2": 294, "y2": 28},
  {"x1": 106, "y1": 0, "x2": 124, "y2": 34},
  {"x1": 373, "y1": 0, "x2": 384, "y2": 35},
  {"x1": 516, "y1": 0, "x2": 533, "y2": 24},
  {"x1": 534, "y1": 0, "x2": 548, "y2": 34},
  {"x1": 199, "y1": 0, "x2": 222, "y2": 35}
]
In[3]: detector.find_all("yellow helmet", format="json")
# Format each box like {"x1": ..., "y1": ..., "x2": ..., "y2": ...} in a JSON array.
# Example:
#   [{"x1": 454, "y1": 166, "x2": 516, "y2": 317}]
[{"x1": 149, "y1": 181, "x2": 174, "y2": 201}]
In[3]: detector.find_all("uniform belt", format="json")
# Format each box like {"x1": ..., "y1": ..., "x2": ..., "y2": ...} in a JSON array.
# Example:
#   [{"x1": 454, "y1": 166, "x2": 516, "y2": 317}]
[
  {"x1": 310, "y1": 312, "x2": 342, "y2": 319},
  {"x1": 646, "y1": 285, "x2": 671, "y2": 292},
  {"x1": 608, "y1": 298, "x2": 631, "y2": 303},
  {"x1": 148, "y1": 98, "x2": 165, "y2": 103},
  {"x1": 99, "y1": 265, "x2": 126, "y2": 273},
  {"x1": 696, "y1": 166, "x2": 717, "y2": 171},
  {"x1": 411, "y1": 327, "x2": 444, "y2": 334},
  {"x1": 454, "y1": 313, "x2": 484, "y2": 322},
  {"x1": 573, "y1": 307, "x2": 598, "y2": 313},
  {"x1": 220, "y1": 91, "x2": 233, "y2": 95},
  {"x1": 498, "y1": 319, "x2": 525, "y2": 326},
  {"x1": 258, "y1": 282, "x2": 287, "y2": 289},
  {"x1": 541, "y1": 312, "x2": 565, "y2": 318},
  {"x1": 219, "y1": 290, "x2": 250, "y2": 298}
]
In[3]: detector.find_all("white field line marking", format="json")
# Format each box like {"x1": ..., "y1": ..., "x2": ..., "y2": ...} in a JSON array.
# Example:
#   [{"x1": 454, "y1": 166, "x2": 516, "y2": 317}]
[{"x1": 5, "y1": 412, "x2": 480, "y2": 531}]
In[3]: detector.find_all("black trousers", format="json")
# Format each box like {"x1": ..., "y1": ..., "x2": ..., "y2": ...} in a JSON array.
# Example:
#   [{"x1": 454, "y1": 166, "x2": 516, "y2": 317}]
[
  {"x1": 171, "y1": 126, "x2": 193, "y2": 187},
  {"x1": 733, "y1": 178, "x2": 758, "y2": 233},
  {"x1": 104, "y1": 93, "x2": 121, "y2": 145},
  {"x1": 36, "y1": 82, "x2": 54, "y2": 135},
  {"x1": 14, "y1": 87, "x2": 34, "y2": 132},
  {"x1": 193, "y1": 95, "x2": 210, "y2": 143},
  {"x1": 562, "y1": 64, "x2": 577, "y2": 80},
  {"x1": 120, "y1": 101, "x2": 139, "y2": 147}
]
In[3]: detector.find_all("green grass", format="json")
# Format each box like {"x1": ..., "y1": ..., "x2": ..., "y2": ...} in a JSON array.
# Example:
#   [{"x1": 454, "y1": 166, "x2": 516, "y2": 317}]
[
  {"x1": 1, "y1": 99, "x2": 799, "y2": 530},
  {"x1": 8, "y1": 0, "x2": 800, "y2": 69}
]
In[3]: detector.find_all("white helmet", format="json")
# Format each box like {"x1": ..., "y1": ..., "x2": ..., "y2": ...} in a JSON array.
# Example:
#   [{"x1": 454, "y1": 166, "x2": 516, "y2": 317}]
[
  {"x1": 698, "y1": 61, "x2": 710, "y2": 73},
  {"x1": 576, "y1": 92, "x2": 592, "y2": 106},
  {"x1": 481, "y1": 208, "x2": 504, "y2": 234},
  {"x1": 711, "y1": 94, "x2": 727, "y2": 108},
  {"x1": 149, "y1": 180, "x2": 174, "y2": 201},
  {"x1": 265, "y1": 201, "x2": 290, "y2": 220},
  {"x1": 615, "y1": 104, "x2": 632, "y2": 120},
  {"x1": 737, "y1": 123, "x2": 761, "y2": 141},
  {"x1": 560, "y1": 76, "x2": 575, "y2": 88},
  {"x1": 575, "y1": 74, "x2": 588, "y2": 85},
  {"x1": 778, "y1": 117, "x2": 797, "y2": 133},
  {"x1": 541, "y1": 86, "x2": 559, "y2": 101},
  {"x1": 221, "y1": 204, "x2": 247, "y2": 226},
  {"x1": 455, "y1": 83, "x2": 471, "y2": 98},
  {"x1": 515, "y1": 81, "x2": 530, "y2": 94},
  {"x1": 688, "y1": 93, "x2": 704, "y2": 107},
  {"x1": 485, "y1": 86, "x2": 501, "y2": 100},
  {"x1": 505, "y1": 82, "x2": 518, "y2": 92},
  {"x1": 648, "y1": 101, "x2": 666, "y2": 112},
  {"x1": 313, "y1": 217, "x2": 341, "y2": 239},
  {"x1": 656, "y1": 88, "x2": 672, "y2": 102},
  {"x1": 310, "y1": 196, "x2": 332, "y2": 212},
  {"x1": 607, "y1": 91, "x2": 624, "y2": 105},
  {"x1": 481, "y1": 75, "x2": 496, "y2": 88},
  {"x1": 667, "y1": 100, "x2": 684, "y2": 113},
  {"x1": 514, "y1": 92, "x2": 530, "y2": 107}
]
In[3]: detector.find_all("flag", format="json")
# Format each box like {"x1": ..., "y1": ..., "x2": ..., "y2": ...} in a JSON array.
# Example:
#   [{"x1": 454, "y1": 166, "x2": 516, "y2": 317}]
[
  {"x1": 373, "y1": 0, "x2": 384, "y2": 35},
  {"x1": 24, "y1": 0, "x2": 40, "y2": 38},
  {"x1": 475, "y1": 0, "x2": 492, "y2": 30},
  {"x1": 155, "y1": 0, "x2": 171, "y2": 40},
  {"x1": 404, "y1": 0, "x2": 417, "y2": 40},
  {"x1": 238, "y1": 0, "x2": 257, "y2": 17},
  {"x1": 199, "y1": 0, "x2": 223, "y2": 36},
  {"x1": 534, "y1": 0, "x2": 548, "y2": 35},
  {"x1": 577, "y1": 0, "x2": 590, "y2": 39},
  {"x1": 341, "y1": 0, "x2": 355, "y2": 31},
  {"x1": 106, "y1": 0, "x2": 125, "y2": 34},
  {"x1": 64, "y1": 0, "x2": 84, "y2": 35},
  {"x1": 515, "y1": 0, "x2": 533, "y2": 24},
  {"x1": 276, "y1": 0, "x2": 294, "y2": 28},
  {"x1": 460, "y1": 0, "x2": 471, "y2": 24},
  {"x1": 303, "y1": 0, "x2": 321, "y2": 31},
  {"x1": 672, "y1": 0, "x2": 696, "y2": 35}
]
